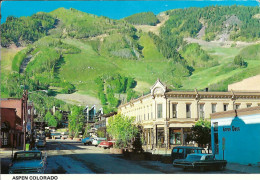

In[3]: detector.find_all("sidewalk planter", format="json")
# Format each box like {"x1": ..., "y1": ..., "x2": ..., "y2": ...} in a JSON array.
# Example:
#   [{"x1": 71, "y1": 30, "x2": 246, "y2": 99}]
[
  {"x1": 110, "y1": 148, "x2": 123, "y2": 154},
  {"x1": 67, "y1": 137, "x2": 73, "y2": 140},
  {"x1": 160, "y1": 156, "x2": 172, "y2": 164},
  {"x1": 73, "y1": 138, "x2": 81, "y2": 141}
]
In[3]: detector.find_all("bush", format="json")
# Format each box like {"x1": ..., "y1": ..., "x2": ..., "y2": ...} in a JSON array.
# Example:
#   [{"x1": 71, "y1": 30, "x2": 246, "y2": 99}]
[{"x1": 234, "y1": 55, "x2": 247, "y2": 67}]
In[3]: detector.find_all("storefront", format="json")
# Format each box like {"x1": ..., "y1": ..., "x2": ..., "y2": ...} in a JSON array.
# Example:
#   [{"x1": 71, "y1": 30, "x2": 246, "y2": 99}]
[
  {"x1": 211, "y1": 106, "x2": 260, "y2": 165},
  {"x1": 1, "y1": 122, "x2": 10, "y2": 147}
]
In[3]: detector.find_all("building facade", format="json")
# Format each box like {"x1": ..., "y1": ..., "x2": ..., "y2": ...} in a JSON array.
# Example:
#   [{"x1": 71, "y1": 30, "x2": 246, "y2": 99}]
[
  {"x1": 118, "y1": 80, "x2": 260, "y2": 150},
  {"x1": 211, "y1": 106, "x2": 260, "y2": 165},
  {"x1": 0, "y1": 108, "x2": 23, "y2": 148}
]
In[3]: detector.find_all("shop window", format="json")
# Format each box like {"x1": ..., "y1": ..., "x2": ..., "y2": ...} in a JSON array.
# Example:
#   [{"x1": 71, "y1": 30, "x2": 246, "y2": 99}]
[
  {"x1": 172, "y1": 104, "x2": 177, "y2": 118},
  {"x1": 186, "y1": 104, "x2": 191, "y2": 118},
  {"x1": 170, "y1": 128, "x2": 182, "y2": 145},
  {"x1": 199, "y1": 104, "x2": 205, "y2": 119},
  {"x1": 156, "y1": 127, "x2": 164, "y2": 147},
  {"x1": 212, "y1": 104, "x2": 216, "y2": 113},
  {"x1": 224, "y1": 104, "x2": 228, "y2": 111},
  {"x1": 157, "y1": 104, "x2": 162, "y2": 118}
]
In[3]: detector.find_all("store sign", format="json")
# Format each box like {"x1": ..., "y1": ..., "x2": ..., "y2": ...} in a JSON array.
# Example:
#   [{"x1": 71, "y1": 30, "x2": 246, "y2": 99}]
[{"x1": 223, "y1": 126, "x2": 240, "y2": 132}]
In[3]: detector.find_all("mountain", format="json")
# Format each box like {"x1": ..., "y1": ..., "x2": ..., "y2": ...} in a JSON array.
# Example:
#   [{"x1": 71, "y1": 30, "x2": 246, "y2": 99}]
[{"x1": 1, "y1": 6, "x2": 260, "y2": 113}]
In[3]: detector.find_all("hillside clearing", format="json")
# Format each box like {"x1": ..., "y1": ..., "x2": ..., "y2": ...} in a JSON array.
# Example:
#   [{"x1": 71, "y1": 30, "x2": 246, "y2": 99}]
[{"x1": 55, "y1": 93, "x2": 102, "y2": 109}]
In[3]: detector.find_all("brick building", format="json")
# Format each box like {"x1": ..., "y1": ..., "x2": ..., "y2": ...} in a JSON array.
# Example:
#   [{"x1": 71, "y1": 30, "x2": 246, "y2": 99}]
[
  {"x1": 1, "y1": 93, "x2": 33, "y2": 149},
  {"x1": 0, "y1": 108, "x2": 23, "y2": 148}
]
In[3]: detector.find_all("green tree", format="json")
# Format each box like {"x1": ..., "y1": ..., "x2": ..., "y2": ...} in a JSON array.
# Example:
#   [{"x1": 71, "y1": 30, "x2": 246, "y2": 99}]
[
  {"x1": 234, "y1": 55, "x2": 247, "y2": 67},
  {"x1": 107, "y1": 113, "x2": 138, "y2": 149},
  {"x1": 44, "y1": 111, "x2": 53, "y2": 123},
  {"x1": 68, "y1": 106, "x2": 84, "y2": 138},
  {"x1": 48, "y1": 115, "x2": 58, "y2": 127},
  {"x1": 97, "y1": 130, "x2": 105, "y2": 138},
  {"x1": 186, "y1": 119, "x2": 211, "y2": 147}
]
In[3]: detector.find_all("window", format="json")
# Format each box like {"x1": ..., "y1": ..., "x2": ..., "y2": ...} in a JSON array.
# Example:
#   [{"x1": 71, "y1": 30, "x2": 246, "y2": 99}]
[
  {"x1": 224, "y1": 104, "x2": 228, "y2": 111},
  {"x1": 247, "y1": 104, "x2": 251, "y2": 108},
  {"x1": 148, "y1": 113, "x2": 149, "y2": 120},
  {"x1": 172, "y1": 104, "x2": 177, "y2": 118},
  {"x1": 157, "y1": 104, "x2": 162, "y2": 118},
  {"x1": 212, "y1": 104, "x2": 216, "y2": 113},
  {"x1": 186, "y1": 104, "x2": 191, "y2": 118},
  {"x1": 199, "y1": 104, "x2": 204, "y2": 119},
  {"x1": 144, "y1": 114, "x2": 145, "y2": 120},
  {"x1": 170, "y1": 128, "x2": 182, "y2": 145},
  {"x1": 235, "y1": 104, "x2": 240, "y2": 110}
]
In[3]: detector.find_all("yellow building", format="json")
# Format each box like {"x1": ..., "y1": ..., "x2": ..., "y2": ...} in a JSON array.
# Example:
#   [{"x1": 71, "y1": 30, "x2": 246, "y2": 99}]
[{"x1": 118, "y1": 79, "x2": 260, "y2": 150}]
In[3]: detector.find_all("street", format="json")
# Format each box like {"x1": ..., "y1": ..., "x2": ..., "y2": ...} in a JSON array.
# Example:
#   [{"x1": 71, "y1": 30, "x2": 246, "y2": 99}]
[{"x1": 0, "y1": 139, "x2": 243, "y2": 174}]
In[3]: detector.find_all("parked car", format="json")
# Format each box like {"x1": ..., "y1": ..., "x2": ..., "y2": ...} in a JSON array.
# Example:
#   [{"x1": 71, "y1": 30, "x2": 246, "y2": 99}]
[
  {"x1": 50, "y1": 132, "x2": 61, "y2": 139},
  {"x1": 171, "y1": 146, "x2": 206, "y2": 161},
  {"x1": 9, "y1": 150, "x2": 47, "y2": 174},
  {"x1": 36, "y1": 139, "x2": 46, "y2": 147},
  {"x1": 173, "y1": 153, "x2": 227, "y2": 171},
  {"x1": 82, "y1": 137, "x2": 94, "y2": 145},
  {"x1": 61, "y1": 132, "x2": 69, "y2": 139},
  {"x1": 92, "y1": 138, "x2": 106, "y2": 147},
  {"x1": 98, "y1": 141, "x2": 115, "y2": 149}
]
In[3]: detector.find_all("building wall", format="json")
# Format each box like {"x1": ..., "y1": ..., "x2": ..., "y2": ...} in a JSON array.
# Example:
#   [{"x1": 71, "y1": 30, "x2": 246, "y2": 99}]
[
  {"x1": 211, "y1": 109, "x2": 260, "y2": 165},
  {"x1": 1, "y1": 99, "x2": 23, "y2": 120},
  {"x1": 0, "y1": 108, "x2": 22, "y2": 148},
  {"x1": 119, "y1": 80, "x2": 260, "y2": 149}
]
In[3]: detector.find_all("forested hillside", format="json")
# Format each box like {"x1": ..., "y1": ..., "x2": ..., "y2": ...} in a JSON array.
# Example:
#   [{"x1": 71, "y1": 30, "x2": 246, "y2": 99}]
[
  {"x1": 1, "y1": 6, "x2": 260, "y2": 114},
  {"x1": 124, "y1": 12, "x2": 159, "y2": 26}
]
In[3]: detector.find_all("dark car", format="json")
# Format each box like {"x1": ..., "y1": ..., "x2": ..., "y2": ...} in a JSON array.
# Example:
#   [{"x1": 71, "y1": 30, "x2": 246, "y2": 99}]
[
  {"x1": 173, "y1": 153, "x2": 227, "y2": 171},
  {"x1": 171, "y1": 146, "x2": 206, "y2": 161}
]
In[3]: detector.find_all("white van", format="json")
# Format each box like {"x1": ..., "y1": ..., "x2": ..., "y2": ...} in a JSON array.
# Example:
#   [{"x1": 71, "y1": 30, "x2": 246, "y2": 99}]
[{"x1": 92, "y1": 137, "x2": 106, "y2": 147}]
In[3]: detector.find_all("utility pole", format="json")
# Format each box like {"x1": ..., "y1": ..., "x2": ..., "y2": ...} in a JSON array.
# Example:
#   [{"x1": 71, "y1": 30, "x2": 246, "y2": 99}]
[{"x1": 23, "y1": 90, "x2": 28, "y2": 151}]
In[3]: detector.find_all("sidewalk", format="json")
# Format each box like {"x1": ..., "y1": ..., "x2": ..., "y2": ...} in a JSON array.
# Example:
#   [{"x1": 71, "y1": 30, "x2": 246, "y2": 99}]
[{"x1": 226, "y1": 163, "x2": 260, "y2": 174}]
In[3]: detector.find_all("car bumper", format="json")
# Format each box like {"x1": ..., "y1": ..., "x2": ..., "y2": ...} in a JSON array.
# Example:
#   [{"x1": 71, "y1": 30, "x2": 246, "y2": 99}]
[{"x1": 173, "y1": 163, "x2": 194, "y2": 168}]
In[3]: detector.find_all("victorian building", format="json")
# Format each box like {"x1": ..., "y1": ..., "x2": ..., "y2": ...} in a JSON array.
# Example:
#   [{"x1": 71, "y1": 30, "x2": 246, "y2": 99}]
[{"x1": 118, "y1": 79, "x2": 260, "y2": 150}]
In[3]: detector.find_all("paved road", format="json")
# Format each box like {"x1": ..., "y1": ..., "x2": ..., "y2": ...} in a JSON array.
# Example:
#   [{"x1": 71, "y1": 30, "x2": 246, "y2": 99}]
[{"x1": 1, "y1": 139, "x2": 242, "y2": 174}]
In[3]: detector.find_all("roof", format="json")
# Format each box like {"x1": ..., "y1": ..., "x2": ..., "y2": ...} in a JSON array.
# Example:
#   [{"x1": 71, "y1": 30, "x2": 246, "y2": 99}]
[{"x1": 211, "y1": 106, "x2": 260, "y2": 119}]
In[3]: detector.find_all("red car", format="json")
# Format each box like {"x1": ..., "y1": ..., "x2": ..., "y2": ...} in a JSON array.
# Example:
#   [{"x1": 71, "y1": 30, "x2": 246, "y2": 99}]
[{"x1": 98, "y1": 141, "x2": 115, "y2": 149}]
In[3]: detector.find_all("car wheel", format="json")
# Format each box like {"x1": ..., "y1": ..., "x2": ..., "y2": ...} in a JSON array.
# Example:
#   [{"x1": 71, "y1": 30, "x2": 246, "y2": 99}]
[
  {"x1": 84, "y1": 143, "x2": 86, "y2": 146},
  {"x1": 88, "y1": 142, "x2": 92, "y2": 145},
  {"x1": 95, "y1": 145, "x2": 97, "y2": 147}
]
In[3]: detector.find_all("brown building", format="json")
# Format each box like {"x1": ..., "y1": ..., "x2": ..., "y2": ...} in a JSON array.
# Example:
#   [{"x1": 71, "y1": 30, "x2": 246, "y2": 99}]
[
  {"x1": 1, "y1": 94, "x2": 33, "y2": 149},
  {"x1": 0, "y1": 108, "x2": 23, "y2": 148}
]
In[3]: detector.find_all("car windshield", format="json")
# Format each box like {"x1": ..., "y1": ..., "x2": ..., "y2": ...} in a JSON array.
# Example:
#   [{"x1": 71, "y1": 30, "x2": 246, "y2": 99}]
[
  {"x1": 186, "y1": 155, "x2": 202, "y2": 161},
  {"x1": 14, "y1": 152, "x2": 42, "y2": 161}
]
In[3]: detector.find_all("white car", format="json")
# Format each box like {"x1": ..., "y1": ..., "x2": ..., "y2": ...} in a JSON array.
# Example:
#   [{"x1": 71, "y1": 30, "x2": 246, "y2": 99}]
[{"x1": 92, "y1": 138, "x2": 106, "y2": 147}]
